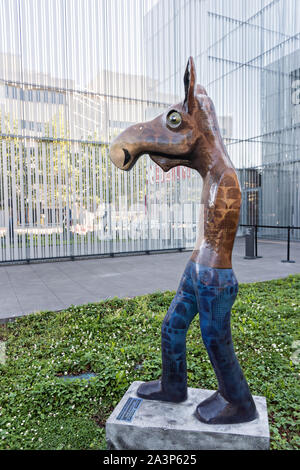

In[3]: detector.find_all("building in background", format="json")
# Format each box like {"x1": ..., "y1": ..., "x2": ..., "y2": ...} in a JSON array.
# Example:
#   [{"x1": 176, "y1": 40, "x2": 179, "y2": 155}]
[
  {"x1": 260, "y1": 48, "x2": 300, "y2": 235},
  {"x1": 145, "y1": 0, "x2": 300, "y2": 240},
  {"x1": 0, "y1": 53, "x2": 71, "y2": 139},
  {"x1": 0, "y1": 0, "x2": 299, "y2": 262}
]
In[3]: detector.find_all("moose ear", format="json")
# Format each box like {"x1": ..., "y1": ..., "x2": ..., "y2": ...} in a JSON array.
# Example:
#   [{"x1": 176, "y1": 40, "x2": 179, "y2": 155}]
[{"x1": 183, "y1": 56, "x2": 197, "y2": 113}]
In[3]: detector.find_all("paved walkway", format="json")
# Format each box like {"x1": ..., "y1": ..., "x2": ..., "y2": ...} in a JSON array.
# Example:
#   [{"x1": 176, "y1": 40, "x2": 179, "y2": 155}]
[{"x1": 0, "y1": 237, "x2": 299, "y2": 321}]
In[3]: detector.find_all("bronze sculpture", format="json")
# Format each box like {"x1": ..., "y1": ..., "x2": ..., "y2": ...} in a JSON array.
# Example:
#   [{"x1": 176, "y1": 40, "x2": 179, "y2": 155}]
[{"x1": 109, "y1": 57, "x2": 258, "y2": 424}]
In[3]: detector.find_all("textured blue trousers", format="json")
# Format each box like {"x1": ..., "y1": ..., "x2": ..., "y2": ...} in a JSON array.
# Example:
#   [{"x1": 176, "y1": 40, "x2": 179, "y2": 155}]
[{"x1": 161, "y1": 259, "x2": 253, "y2": 407}]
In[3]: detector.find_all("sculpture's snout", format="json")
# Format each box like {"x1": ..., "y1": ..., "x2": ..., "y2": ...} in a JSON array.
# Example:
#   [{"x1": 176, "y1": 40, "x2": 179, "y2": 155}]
[
  {"x1": 109, "y1": 142, "x2": 134, "y2": 170},
  {"x1": 109, "y1": 125, "x2": 144, "y2": 171}
]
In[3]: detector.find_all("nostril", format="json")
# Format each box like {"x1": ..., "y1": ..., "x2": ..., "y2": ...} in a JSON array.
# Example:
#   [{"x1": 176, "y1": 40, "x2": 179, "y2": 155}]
[{"x1": 123, "y1": 148, "x2": 131, "y2": 166}]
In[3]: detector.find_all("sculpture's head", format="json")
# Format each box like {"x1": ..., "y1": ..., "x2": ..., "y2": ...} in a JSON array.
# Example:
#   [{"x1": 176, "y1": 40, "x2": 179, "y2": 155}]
[{"x1": 109, "y1": 57, "x2": 226, "y2": 176}]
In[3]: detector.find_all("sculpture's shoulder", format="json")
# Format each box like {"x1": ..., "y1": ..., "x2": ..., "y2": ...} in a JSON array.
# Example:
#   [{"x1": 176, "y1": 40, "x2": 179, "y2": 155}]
[{"x1": 215, "y1": 168, "x2": 241, "y2": 211}]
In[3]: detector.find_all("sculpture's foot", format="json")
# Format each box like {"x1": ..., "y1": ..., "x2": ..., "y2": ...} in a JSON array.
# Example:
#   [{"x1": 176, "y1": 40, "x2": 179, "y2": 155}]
[
  {"x1": 196, "y1": 391, "x2": 258, "y2": 424},
  {"x1": 137, "y1": 380, "x2": 187, "y2": 403}
]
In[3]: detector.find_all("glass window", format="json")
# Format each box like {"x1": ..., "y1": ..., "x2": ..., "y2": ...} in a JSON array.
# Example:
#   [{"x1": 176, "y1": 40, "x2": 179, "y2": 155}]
[
  {"x1": 51, "y1": 92, "x2": 56, "y2": 104},
  {"x1": 11, "y1": 87, "x2": 18, "y2": 99},
  {"x1": 44, "y1": 91, "x2": 48, "y2": 103},
  {"x1": 27, "y1": 90, "x2": 33, "y2": 101}
]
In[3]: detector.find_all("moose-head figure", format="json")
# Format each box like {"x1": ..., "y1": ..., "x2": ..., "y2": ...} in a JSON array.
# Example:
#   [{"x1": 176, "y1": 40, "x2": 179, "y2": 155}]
[
  {"x1": 110, "y1": 57, "x2": 230, "y2": 177},
  {"x1": 110, "y1": 57, "x2": 242, "y2": 269},
  {"x1": 109, "y1": 57, "x2": 258, "y2": 425}
]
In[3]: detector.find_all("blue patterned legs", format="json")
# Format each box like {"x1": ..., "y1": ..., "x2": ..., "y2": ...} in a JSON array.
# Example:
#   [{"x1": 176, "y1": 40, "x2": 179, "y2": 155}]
[{"x1": 137, "y1": 260, "x2": 258, "y2": 424}]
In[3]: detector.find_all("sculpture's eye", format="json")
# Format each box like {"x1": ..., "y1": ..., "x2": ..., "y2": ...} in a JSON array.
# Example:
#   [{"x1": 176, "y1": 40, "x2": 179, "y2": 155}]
[{"x1": 166, "y1": 110, "x2": 182, "y2": 128}]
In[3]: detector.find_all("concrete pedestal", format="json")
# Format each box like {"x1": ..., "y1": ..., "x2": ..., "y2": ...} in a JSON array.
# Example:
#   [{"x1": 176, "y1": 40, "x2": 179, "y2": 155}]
[{"x1": 106, "y1": 381, "x2": 270, "y2": 450}]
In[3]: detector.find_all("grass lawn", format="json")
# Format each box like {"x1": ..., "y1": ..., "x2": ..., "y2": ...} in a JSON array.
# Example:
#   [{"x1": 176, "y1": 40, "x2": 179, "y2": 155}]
[{"x1": 0, "y1": 275, "x2": 299, "y2": 450}]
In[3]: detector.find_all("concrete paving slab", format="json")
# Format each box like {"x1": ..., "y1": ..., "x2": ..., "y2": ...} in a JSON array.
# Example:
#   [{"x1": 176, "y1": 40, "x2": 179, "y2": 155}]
[
  {"x1": 0, "y1": 238, "x2": 299, "y2": 321},
  {"x1": 20, "y1": 303, "x2": 63, "y2": 316}
]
